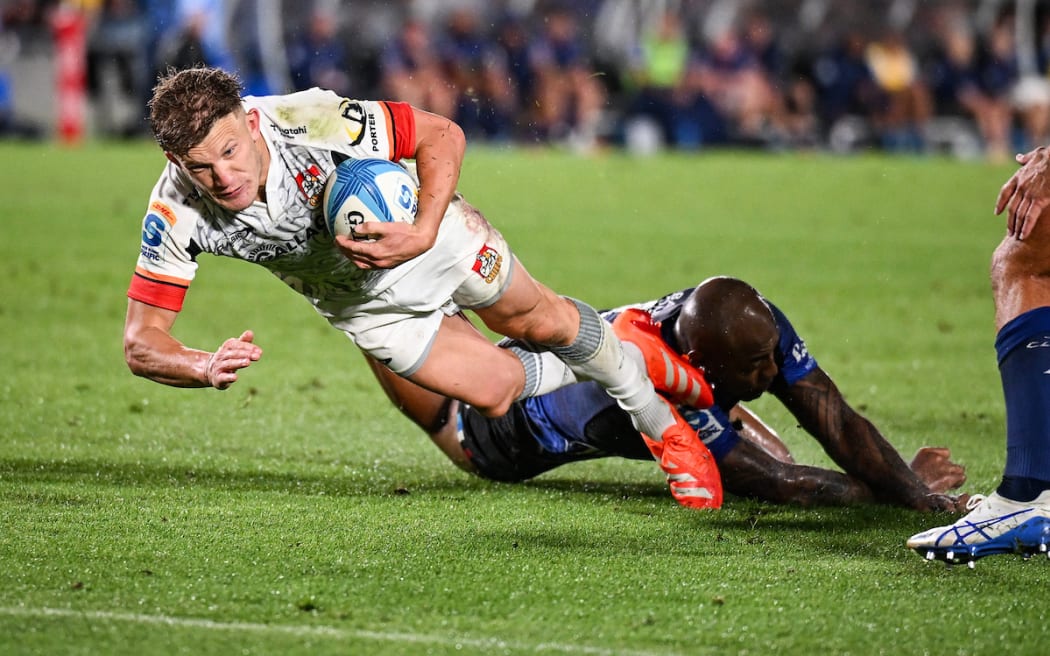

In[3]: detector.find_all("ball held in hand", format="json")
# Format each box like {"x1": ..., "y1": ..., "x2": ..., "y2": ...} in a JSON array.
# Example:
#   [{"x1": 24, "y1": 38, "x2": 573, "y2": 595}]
[{"x1": 322, "y1": 158, "x2": 418, "y2": 238}]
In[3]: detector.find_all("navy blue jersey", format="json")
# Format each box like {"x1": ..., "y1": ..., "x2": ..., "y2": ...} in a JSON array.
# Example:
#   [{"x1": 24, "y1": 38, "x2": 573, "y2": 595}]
[{"x1": 458, "y1": 288, "x2": 818, "y2": 481}]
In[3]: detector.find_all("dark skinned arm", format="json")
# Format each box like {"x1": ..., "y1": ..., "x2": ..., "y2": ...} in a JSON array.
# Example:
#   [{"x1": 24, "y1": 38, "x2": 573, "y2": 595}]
[
  {"x1": 769, "y1": 367, "x2": 957, "y2": 512},
  {"x1": 720, "y1": 437, "x2": 878, "y2": 506}
]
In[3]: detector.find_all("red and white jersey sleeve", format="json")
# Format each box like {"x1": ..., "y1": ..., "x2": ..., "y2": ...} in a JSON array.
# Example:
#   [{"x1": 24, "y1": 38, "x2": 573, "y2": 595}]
[{"x1": 127, "y1": 167, "x2": 204, "y2": 312}]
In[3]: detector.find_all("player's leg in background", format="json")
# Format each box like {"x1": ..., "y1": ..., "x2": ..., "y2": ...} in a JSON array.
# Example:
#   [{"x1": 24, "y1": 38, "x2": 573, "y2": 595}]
[
  {"x1": 361, "y1": 316, "x2": 478, "y2": 474},
  {"x1": 906, "y1": 206, "x2": 1050, "y2": 562},
  {"x1": 988, "y1": 204, "x2": 1050, "y2": 503},
  {"x1": 424, "y1": 404, "x2": 476, "y2": 475}
]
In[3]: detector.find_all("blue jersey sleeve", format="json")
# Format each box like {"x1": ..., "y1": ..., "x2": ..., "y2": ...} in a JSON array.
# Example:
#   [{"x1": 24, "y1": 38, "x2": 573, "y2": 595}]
[
  {"x1": 767, "y1": 301, "x2": 818, "y2": 385},
  {"x1": 678, "y1": 404, "x2": 741, "y2": 463}
]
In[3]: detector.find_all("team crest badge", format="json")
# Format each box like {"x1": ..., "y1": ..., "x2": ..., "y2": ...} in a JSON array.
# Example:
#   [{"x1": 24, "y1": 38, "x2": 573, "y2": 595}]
[
  {"x1": 472, "y1": 245, "x2": 502, "y2": 283},
  {"x1": 295, "y1": 164, "x2": 324, "y2": 207}
]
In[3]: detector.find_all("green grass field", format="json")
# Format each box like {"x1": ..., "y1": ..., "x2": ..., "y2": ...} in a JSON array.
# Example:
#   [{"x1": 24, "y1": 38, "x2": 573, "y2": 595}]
[{"x1": 1, "y1": 142, "x2": 1045, "y2": 655}]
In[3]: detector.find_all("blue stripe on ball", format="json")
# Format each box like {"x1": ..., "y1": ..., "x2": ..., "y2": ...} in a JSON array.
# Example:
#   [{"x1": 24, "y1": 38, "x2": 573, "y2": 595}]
[{"x1": 325, "y1": 158, "x2": 414, "y2": 235}]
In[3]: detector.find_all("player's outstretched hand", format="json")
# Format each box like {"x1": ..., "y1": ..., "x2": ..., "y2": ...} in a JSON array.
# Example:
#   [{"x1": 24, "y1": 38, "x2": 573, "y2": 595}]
[
  {"x1": 909, "y1": 446, "x2": 966, "y2": 493},
  {"x1": 206, "y1": 330, "x2": 262, "y2": 390},
  {"x1": 995, "y1": 146, "x2": 1050, "y2": 240},
  {"x1": 335, "y1": 222, "x2": 435, "y2": 270}
]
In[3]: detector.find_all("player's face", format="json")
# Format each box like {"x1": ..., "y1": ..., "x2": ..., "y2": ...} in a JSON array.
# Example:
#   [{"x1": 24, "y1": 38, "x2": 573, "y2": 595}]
[
  {"x1": 170, "y1": 109, "x2": 267, "y2": 212},
  {"x1": 697, "y1": 330, "x2": 779, "y2": 403}
]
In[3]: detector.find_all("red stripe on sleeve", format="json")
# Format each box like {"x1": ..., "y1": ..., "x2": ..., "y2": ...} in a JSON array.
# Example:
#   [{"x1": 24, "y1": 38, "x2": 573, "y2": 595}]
[
  {"x1": 385, "y1": 101, "x2": 416, "y2": 161},
  {"x1": 127, "y1": 273, "x2": 188, "y2": 312}
]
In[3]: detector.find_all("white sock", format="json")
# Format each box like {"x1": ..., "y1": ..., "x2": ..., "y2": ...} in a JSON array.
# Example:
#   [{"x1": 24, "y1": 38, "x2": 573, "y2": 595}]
[
  {"x1": 549, "y1": 299, "x2": 675, "y2": 439},
  {"x1": 506, "y1": 345, "x2": 578, "y2": 400}
]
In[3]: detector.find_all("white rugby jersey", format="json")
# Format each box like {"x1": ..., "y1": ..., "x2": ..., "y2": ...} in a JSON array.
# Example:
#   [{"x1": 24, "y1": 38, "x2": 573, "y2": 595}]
[{"x1": 128, "y1": 88, "x2": 420, "y2": 315}]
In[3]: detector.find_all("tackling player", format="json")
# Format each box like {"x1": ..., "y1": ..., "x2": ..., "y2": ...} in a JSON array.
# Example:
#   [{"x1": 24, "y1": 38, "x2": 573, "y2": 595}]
[
  {"x1": 368, "y1": 276, "x2": 967, "y2": 510},
  {"x1": 123, "y1": 66, "x2": 718, "y2": 509}
]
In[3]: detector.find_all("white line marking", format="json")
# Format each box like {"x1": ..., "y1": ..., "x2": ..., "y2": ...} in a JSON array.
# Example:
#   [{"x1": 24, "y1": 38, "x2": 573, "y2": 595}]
[{"x1": 0, "y1": 606, "x2": 679, "y2": 656}]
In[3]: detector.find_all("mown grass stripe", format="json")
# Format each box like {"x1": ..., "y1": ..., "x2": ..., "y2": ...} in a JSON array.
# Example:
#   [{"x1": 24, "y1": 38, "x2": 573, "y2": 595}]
[{"x1": 0, "y1": 606, "x2": 679, "y2": 656}]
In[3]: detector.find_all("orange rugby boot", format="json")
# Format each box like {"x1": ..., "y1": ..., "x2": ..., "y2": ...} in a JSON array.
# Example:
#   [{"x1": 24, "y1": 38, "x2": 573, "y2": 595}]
[
  {"x1": 612, "y1": 308, "x2": 714, "y2": 408},
  {"x1": 642, "y1": 402, "x2": 723, "y2": 509}
]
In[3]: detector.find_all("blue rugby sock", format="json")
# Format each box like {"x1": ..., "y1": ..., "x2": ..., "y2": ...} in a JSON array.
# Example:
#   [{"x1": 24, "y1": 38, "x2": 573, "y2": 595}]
[{"x1": 993, "y1": 306, "x2": 1050, "y2": 502}]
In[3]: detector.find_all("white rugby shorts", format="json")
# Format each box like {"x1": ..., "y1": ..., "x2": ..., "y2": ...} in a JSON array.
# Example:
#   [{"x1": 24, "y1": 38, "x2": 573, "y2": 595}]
[{"x1": 329, "y1": 197, "x2": 514, "y2": 375}]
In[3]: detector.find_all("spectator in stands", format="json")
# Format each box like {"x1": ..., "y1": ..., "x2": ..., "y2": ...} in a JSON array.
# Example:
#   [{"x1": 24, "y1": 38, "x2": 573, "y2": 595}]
[
  {"x1": 811, "y1": 30, "x2": 885, "y2": 143},
  {"x1": 622, "y1": 9, "x2": 724, "y2": 150},
  {"x1": 0, "y1": 9, "x2": 41, "y2": 139},
  {"x1": 864, "y1": 29, "x2": 933, "y2": 152},
  {"x1": 173, "y1": 0, "x2": 234, "y2": 72},
  {"x1": 741, "y1": 9, "x2": 819, "y2": 148},
  {"x1": 526, "y1": 4, "x2": 607, "y2": 150},
  {"x1": 287, "y1": 8, "x2": 352, "y2": 96},
  {"x1": 984, "y1": 16, "x2": 1050, "y2": 153},
  {"x1": 437, "y1": 7, "x2": 515, "y2": 141},
  {"x1": 379, "y1": 18, "x2": 456, "y2": 121},
  {"x1": 153, "y1": 7, "x2": 209, "y2": 73},
  {"x1": 741, "y1": 9, "x2": 786, "y2": 84},
  {"x1": 493, "y1": 12, "x2": 537, "y2": 138},
  {"x1": 926, "y1": 20, "x2": 1011, "y2": 162},
  {"x1": 86, "y1": 0, "x2": 148, "y2": 137},
  {"x1": 690, "y1": 21, "x2": 784, "y2": 145}
]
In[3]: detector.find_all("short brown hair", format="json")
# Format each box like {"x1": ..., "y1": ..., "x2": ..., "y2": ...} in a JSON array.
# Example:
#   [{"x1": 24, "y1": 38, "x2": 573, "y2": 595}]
[{"x1": 148, "y1": 66, "x2": 244, "y2": 155}]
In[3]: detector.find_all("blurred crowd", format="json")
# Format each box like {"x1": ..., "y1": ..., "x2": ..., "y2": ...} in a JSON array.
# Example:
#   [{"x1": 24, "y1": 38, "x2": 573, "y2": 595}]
[{"x1": 5, "y1": 0, "x2": 1050, "y2": 160}]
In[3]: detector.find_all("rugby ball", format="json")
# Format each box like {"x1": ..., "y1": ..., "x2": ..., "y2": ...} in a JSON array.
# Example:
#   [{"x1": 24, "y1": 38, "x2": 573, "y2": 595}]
[{"x1": 322, "y1": 158, "x2": 418, "y2": 238}]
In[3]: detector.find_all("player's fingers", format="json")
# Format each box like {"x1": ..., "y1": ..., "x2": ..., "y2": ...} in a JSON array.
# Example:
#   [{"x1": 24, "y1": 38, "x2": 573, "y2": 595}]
[
  {"x1": 1015, "y1": 196, "x2": 1037, "y2": 239},
  {"x1": 225, "y1": 334, "x2": 262, "y2": 357},
  {"x1": 206, "y1": 359, "x2": 233, "y2": 389},
  {"x1": 217, "y1": 346, "x2": 246, "y2": 364},
  {"x1": 337, "y1": 233, "x2": 381, "y2": 262},
  {"x1": 995, "y1": 178, "x2": 1017, "y2": 215},
  {"x1": 928, "y1": 447, "x2": 950, "y2": 459},
  {"x1": 1003, "y1": 199, "x2": 1017, "y2": 234},
  {"x1": 1015, "y1": 201, "x2": 1031, "y2": 240},
  {"x1": 355, "y1": 221, "x2": 392, "y2": 237},
  {"x1": 347, "y1": 250, "x2": 378, "y2": 269},
  {"x1": 923, "y1": 494, "x2": 957, "y2": 512},
  {"x1": 916, "y1": 446, "x2": 949, "y2": 459},
  {"x1": 1007, "y1": 194, "x2": 1027, "y2": 236},
  {"x1": 1019, "y1": 198, "x2": 1049, "y2": 241},
  {"x1": 333, "y1": 234, "x2": 374, "y2": 266},
  {"x1": 238, "y1": 341, "x2": 263, "y2": 361},
  {"x1": 224, "y1": 352, "x2": 257, "y2": 371},
  {"x1": 209, "y1": 350, "x2": 255, "y2": 386},
  {"x1": 351, "y1": 252, "x2": 396, "y2": 270}
]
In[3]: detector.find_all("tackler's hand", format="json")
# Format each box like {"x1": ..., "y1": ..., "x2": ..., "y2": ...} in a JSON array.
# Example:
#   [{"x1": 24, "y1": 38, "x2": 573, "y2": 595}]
[{"x1": 909, "y1": 446, "x2": 967, "y2": 494}]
